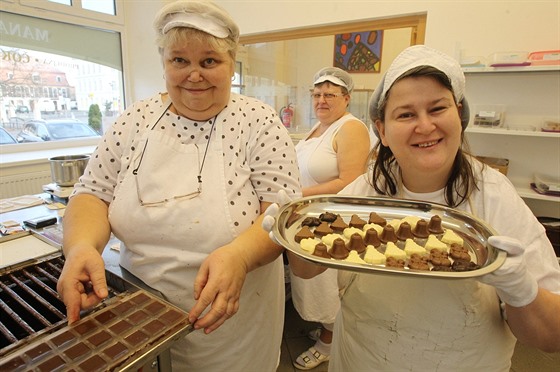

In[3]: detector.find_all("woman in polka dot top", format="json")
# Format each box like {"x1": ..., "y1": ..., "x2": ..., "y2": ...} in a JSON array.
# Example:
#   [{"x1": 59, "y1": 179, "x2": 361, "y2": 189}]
[{"x1": 56, "y1": 2, "x2": 301, "y2": 371}]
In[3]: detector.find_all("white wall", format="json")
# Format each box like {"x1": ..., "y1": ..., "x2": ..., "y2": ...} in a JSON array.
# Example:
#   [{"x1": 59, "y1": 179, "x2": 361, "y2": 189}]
[
  {"x1": 123, "y1": 1, "x2": 559, "y2": 104},
  {"x1": 121, "y1": 0, "x2": 167, "y2": 103},
  {"x1": 216, "y1": 0, "x2": 558, "y2": 59}
]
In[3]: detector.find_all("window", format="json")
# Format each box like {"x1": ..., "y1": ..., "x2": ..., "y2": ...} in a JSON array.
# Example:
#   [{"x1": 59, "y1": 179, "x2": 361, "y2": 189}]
[
  {"x1": 21, "y1": 0, "x2": 123, "y2": 24},
  {"x1": 47, "y1": 0, "x2": 116, "y2": 16},
  {"x1": 1, "y1": 8, "x2": 124, "y2": 150}
]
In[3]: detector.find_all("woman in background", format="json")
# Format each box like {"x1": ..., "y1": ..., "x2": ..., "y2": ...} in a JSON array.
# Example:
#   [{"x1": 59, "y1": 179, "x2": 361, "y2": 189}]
[{"x1": 290, "y1": 67, "x2": 371, "y2": 370}]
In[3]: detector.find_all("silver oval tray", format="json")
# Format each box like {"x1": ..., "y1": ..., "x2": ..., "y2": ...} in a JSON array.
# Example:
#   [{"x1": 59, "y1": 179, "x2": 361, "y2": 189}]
[{"x1": 272, "y1": 195, "x2": 507, "y2": 278}]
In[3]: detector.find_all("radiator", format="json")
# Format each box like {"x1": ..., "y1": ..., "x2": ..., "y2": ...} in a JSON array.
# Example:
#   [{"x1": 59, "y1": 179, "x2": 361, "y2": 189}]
[{"x1": 0, "y1": 171, "x2": 52, "y2": 198}]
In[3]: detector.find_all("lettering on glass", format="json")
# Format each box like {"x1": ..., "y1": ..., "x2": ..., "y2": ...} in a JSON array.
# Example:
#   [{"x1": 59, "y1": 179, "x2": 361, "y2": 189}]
[{"x1": 0, "y1": 21, "x2": 50, "y2": 42}]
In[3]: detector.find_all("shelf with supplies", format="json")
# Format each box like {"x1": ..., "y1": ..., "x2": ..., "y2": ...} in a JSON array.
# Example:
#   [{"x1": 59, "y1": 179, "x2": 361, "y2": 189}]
[
  {"x1": 516, "y1": 187, "x2": 560, "y2": 203},
  {"x1": 464, "y1": 65, "x2": 559, "y2": 217},
  {"x1": 463, "y1": 65, "x2": 560, "y2": 74},
  {"x1": 466, "y1": 127, "x2": 560, "y2": 138}
]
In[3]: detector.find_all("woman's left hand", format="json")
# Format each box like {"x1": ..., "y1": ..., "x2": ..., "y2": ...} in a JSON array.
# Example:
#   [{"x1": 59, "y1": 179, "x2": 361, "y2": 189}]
[
  {"x1": 188, "y1": 245, "x2": 248, "y2": 333},
  {"x1": 478, "y1": 236, "x2": 538, "y2": 307}
]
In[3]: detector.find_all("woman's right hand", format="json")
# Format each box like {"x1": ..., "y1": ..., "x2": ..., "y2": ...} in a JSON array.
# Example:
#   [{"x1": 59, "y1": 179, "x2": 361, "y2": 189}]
[{"x1": 56, "y1": 245, "x2": 108, "y2": 324}]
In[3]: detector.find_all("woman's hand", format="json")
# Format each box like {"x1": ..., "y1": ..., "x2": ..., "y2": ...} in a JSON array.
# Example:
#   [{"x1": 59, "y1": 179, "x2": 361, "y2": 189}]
[
  {"x1": 189, "y1": 245, "x2": 247, "y2": 334},
  {"x1": 56, "y1": 245, "x2": 108, "y2": 324},
  {"x1": 478, "y1": 236, "x2": 538, "y2": 307}
]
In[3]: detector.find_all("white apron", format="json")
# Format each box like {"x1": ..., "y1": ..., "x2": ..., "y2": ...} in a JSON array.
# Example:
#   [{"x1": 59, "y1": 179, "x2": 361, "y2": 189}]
[
  {"x1": 109, "y1": 101, "x2": 284, "y2": 371},
  {"x1": 289, "y1": 119, "x2": 346, "y2": 324},
  {"x1": 330, "y1": 274, "x2": 516, "y2": 371}
]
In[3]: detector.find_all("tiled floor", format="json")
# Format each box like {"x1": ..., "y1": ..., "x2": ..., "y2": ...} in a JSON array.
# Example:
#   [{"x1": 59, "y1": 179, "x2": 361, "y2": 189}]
[{"x1": 278, "y1": 292, "x2": 560, "y2": 372}]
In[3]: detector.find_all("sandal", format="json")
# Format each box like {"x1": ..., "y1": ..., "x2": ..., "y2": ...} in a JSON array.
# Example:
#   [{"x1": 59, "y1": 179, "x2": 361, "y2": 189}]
[{"x1": 293, "y1": 346, "x2": 329, "y2": 370}]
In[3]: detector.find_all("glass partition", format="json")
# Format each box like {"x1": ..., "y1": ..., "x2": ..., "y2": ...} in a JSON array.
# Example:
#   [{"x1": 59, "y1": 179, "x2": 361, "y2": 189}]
[{"x1": 236, "y1": 14, "x2": 426, "y2": 134}]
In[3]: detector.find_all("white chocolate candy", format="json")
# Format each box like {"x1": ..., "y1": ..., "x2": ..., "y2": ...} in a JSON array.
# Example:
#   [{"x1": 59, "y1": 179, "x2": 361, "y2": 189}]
[
  {"x1": 345, "y1": 250, "x2": 367, "y2": 264},
  {"x1": 384, "y1": 242, "x2": 407, "y2": 260},
  {"x1": 404, "y1": 238, "x2": 427, "y2": 257},
  {"x1": 425, "y1": 235, "x2": 448, "y2": 252},
  {"x1": 441, "y1": 229, "x2": 463, "y2": 246},
  {"x1": 364, "y1": 246, "x2": 387, "y2": 264},
  {"x1": 300, "y1": 238, "x2": 319, "y2": 253},
  {"x1": 387, "y1": 219, "x2": 402, "y2": 230},
  {"x1": 362, "y1": 223, "x2": 383, "y2": 235},
  {"x1": 343, "y1": 227, "x2": 365, "y2": 239},
  {"x1": 321, "y1": 233, "x2": 345, "y2": 246},
  {"x1": 401, "y1": 215, "x2": 421, "y2": 229}
]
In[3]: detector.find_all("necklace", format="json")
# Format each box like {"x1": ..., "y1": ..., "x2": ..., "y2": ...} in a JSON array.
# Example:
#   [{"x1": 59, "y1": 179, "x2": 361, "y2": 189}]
[{"x1": 197, "y1": 114, "x2": 218, "y2": 189}]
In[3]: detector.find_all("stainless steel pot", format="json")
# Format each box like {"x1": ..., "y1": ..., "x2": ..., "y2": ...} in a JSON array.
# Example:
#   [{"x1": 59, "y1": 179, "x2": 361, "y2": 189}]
[{"x1": 49, "y1": 154, "x2": 90, "y2": 187}]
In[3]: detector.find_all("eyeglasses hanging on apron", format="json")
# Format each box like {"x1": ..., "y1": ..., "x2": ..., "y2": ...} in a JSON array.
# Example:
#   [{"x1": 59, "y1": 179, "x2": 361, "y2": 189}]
[{"x1": 131, "y1": 100, "x2": 218, "y2": 207}]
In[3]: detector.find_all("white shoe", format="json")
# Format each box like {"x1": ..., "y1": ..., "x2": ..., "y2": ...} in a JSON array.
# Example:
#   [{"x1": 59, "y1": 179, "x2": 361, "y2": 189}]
[{"x1": 293, "y1": 346, "x2": 329, "y2": 370}]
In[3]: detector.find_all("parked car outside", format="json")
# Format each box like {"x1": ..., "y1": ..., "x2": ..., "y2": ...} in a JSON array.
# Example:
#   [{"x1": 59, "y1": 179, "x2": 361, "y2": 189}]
[
  {"x1": 0, "y1": 127, "x2": 18, "y2": 144},
  {"x1": 15, "y1": 106, "x2": 30, "y2": 114},
  {"x1": 16, "y1": 119, "x2": 100, "y2": 143}
]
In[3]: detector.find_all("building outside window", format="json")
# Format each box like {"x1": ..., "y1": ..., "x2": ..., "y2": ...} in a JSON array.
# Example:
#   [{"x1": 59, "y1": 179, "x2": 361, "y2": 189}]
[{"x1": 0, "y1": 1, "x2": 123, "y2": 149}]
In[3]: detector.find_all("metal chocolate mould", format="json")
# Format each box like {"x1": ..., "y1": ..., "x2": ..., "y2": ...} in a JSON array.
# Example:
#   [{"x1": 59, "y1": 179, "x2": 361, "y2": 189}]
[
  {"x1": 0, "y1": 254, "x2": 193, "y2": 372},
  {"x1": 272, "y1": 196, "x2": 507, "y2": 278}
]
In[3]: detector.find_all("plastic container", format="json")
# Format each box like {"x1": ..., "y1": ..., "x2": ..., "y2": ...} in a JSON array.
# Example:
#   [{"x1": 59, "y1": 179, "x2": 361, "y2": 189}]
[
  {"x1": 534, "y1": 174, "x2": 560, "y2": 194},
  {"x1": 460, "y1": 56, "x2": 486, "y2": 68},
  {"x1": 528, "y1": 50, "x2": 560, "y2": 66},
  {"x1": 506, "y1": 124, "x2": 536, "y2": 132},
  {"x1": 542, "y1": 117, "x2": 560, "y2": 132},
  {"x1": 473, "y1": 104, "x2": 506, "y2": 128},
  {"x1": 488, "y1": 51, "x2": 530, "y2": 67}
]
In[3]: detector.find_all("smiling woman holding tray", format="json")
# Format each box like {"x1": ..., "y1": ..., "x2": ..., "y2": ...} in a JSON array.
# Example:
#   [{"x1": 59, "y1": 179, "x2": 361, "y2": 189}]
[{"x1": 265, "y1": 45, "x2": 560, "y2": 371}]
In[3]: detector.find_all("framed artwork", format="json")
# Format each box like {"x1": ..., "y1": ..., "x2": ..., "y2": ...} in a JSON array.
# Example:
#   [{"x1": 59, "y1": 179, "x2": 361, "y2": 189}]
[{"x1": 334, "y1": 30, "x2": 383, "y2": 73}]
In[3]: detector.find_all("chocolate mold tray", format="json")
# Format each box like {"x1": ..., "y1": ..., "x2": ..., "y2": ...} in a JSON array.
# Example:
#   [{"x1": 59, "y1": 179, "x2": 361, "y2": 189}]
[
  {"x1": 272, "y1": 195, "x2": 507, "y2": 278},
  {"x1": 1, "y1": 289, "x2": 193, "y2": 371}
]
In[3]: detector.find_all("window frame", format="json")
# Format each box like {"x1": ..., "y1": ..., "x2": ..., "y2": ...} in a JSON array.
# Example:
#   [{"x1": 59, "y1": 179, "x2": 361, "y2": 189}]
[
  {"x1": 0, "y1": 0, "x2": 126, "y2": 159},
  {"x1": 19, "y1": 0, "x2": 124, "y2": 25}
]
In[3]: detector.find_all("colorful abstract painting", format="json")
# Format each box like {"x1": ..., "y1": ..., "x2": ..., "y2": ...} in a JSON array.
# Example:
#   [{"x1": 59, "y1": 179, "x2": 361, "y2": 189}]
[{"x1": 334, "y1": 30, "x2": 383, "y2": 73}]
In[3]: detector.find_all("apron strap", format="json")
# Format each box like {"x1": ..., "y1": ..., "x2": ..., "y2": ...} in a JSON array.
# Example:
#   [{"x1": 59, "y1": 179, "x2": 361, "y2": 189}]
[{"x1": 150, "y1": 97, "x2": 173, "y2": 130}]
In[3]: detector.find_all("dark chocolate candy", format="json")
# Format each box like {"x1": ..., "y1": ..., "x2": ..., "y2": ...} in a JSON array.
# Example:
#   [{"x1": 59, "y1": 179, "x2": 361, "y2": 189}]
[
  {"x1": 396, "y1": 222, "x2": 413, "y2": 241},
  {"x1": 349, "y1": 214, "x2": 367, "y2": 229},
  {"x1": 364, "y1": 228, "x2": 381, "y2": 247},
  {"x1": 380, "y1": 225, "x2": 397, "y2": 244},
  {"x1": 329, "y1": 238, "x2": 349, "y2": 259},
  {"x1": 294, "y1": 226, "x2": 315, "y2": 242},
  {"x1": 368, "y1": 212, "x2": 386, "y2": 226},
  {"x1": 413, "y1": 219, "x2": 430, "y2": 238},
  {"x1": 319, "y1": 212, "x2": 337, "y2": 222},
  {"x1": 87, "y1": 330, "x2": 111, "y2": 347},
  {"x1": 102, "y1": 342, "x2": 129, "y2": 359},
  {"x1": 301, "y1": 216, "x2": 321, "y2": 227},
  {"x1": 65, "y1": 342, "x2": 90, "y2": 361},
  {"x1": 330, "y1": 216, "x2": 349, "y2": 232},
  {"x1": 348, "y1": 233, "x2": 366, "y2": 254},
  {"x1": 314, "y1": 221, "x2": 334, "y2": 237}
]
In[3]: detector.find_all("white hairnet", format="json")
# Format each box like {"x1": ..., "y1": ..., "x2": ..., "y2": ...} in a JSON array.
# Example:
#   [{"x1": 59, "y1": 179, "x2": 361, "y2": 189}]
[
  {"x1": 369, "y1": 45, "x2": 470, "y2": 136},
  {"x1": 154, "y1": 1, "x2": 239, "y2": 43},
  {"x1": 313, "y1": 67, "x2": 354, "y2": 93}
]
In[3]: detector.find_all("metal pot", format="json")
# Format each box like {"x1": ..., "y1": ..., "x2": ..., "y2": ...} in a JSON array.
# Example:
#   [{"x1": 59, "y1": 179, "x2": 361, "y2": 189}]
[{"x1": 49, "y1": 154, "x2": 90, "y2": 187}]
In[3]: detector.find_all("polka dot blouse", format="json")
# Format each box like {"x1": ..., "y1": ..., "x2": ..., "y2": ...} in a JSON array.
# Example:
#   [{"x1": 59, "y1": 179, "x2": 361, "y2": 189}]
[{"x1": 73, "y1": 93, "x2": 302, "y2": 227}]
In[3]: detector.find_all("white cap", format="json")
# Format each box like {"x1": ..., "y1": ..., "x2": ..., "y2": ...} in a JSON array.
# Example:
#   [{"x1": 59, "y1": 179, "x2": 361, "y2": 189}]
[
  {"x1": 154, "y1": 1, "x2": 239, "y2": 43},
  {"x1": 313, "y1": 67, "x2": 354, "y2": 93},
  {"x1": 369, "y1": 45, "x2": 470, "y2": 135}
]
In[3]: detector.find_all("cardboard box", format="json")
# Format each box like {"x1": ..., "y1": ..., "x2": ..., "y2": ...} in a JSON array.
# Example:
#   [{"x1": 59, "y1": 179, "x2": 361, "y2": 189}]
[{"x1": 476, "y1": 156, "x2": 509, "y2": 175}]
